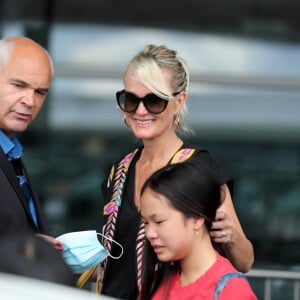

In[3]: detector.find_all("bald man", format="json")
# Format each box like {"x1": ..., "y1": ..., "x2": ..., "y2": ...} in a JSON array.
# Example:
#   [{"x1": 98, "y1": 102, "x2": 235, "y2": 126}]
[{"x1": 0, "y1": 36, "x2": 54, "y2": 237}]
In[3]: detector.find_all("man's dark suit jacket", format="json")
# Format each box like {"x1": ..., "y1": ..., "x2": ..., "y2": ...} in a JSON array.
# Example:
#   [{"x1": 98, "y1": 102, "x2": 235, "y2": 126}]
[{"x1": 0, "y1": 148, "x2": 48, "y2": 234}]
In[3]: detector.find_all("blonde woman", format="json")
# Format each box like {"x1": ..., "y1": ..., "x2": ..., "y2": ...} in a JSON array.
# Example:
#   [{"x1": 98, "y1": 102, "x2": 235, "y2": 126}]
[{"x1": 99, "y1": 45, "x2": 254, "y2": 300}]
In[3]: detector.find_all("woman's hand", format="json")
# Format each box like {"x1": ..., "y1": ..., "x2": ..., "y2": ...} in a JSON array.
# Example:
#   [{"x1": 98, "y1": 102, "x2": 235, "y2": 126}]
[
  {"x1": 210, "y1": 211, "x2": 236, "y2": 250},
  {"x1": 209, "y1": 184, "x2": 254, "y2": 273}
]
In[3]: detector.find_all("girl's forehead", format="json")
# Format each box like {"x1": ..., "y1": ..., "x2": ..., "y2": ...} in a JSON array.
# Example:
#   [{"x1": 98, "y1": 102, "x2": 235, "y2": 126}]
[{"x1": 140, "y1": 189, "x2": 173, "y2": 213}]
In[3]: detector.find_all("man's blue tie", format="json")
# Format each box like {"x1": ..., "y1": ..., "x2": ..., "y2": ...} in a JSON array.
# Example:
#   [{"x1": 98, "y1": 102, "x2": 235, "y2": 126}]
[{"x1": 10, "y1": 158, "x2": 39, "y2": 228}]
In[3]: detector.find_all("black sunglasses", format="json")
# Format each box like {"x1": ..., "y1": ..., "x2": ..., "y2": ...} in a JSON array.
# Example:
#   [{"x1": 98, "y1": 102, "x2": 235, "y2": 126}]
[{"x1": 116, "y1": 90, "x2": 180, "y2": 114}]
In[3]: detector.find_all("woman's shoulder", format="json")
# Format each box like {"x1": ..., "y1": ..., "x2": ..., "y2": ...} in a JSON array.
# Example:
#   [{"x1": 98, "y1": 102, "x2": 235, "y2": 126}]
[
  {"x1": 101, "y1": 147, "x2": 141, "y2": 188},
  {"x1": 181, "y1": 143, "x2": 219, "y2": 164},
  {"x1": 180, "y1": 143, "x2": 208, "y2": 156},
  {"x1": 181, "y1": 142, "x2": 233, "y2": 190},
  {"x1": 112, "y1": 147, "x2": 142, "y2": 166}
]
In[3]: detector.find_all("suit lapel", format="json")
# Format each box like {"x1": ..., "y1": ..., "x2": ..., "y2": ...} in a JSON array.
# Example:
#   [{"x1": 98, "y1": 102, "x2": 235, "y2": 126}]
[
  {"x1": 0, "y1": 149, "x2": 36, "y2": 225},
  {"x1": 18, "y1": 156, "x2": 48, "y2": 232}
]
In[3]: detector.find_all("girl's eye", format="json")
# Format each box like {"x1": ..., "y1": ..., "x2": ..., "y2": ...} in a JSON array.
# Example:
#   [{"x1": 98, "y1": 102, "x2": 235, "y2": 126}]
[{"x1": 155, "y1": 220, "x2": 164, "y2": 224}]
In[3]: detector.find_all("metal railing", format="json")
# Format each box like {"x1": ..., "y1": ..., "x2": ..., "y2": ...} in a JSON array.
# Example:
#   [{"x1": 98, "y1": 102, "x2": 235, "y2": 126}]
[{"x1": 247, "y1": 269, "x2": 300, "y2": 300}]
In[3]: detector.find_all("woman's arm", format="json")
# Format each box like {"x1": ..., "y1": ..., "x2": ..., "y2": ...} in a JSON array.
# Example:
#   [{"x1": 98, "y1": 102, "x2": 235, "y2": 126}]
[{"x1": 210, "y1": 184, "x2": 254, "y2": 273}]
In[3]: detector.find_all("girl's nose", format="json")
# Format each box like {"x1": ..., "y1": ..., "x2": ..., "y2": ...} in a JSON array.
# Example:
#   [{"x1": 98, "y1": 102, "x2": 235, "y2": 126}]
[{"x1": 145, "y1": 224, "x2": 157, "y2": 240}]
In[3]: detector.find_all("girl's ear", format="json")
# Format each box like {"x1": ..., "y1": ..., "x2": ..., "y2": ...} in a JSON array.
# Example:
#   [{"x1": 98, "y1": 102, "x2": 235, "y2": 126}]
[{"x1": 194, "y1": 217, "x2": 205, "y2": 231}]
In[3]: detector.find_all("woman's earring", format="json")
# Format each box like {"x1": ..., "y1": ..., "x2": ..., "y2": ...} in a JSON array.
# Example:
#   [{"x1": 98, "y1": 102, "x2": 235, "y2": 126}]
[
  {"x1": 174, "y1": 115, "x2": 181, "y2": 130},
  {"x1": 123, "y1": 115, "x2": 130, "y2": 128}
]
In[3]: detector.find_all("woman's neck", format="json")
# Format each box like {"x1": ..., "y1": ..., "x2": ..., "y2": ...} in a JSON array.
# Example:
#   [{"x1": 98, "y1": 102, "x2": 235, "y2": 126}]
[
  {"x1": 134, "y1": 136, "x2": 183, "y2": 209},
  {"x1": 141, "y1": 136, "x2": 183, "y2": 165}
]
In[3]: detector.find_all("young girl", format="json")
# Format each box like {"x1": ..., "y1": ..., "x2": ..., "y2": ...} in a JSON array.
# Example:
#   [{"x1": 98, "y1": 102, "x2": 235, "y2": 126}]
[{"x1": 139, "y1": 161, "x2": 257, "y2": 300}]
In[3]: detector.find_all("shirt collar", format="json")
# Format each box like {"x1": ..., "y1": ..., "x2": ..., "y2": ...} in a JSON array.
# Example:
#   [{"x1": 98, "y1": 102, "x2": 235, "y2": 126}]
[{"x1": 0, "y1": 130, "x2": 23, "y2": 160}]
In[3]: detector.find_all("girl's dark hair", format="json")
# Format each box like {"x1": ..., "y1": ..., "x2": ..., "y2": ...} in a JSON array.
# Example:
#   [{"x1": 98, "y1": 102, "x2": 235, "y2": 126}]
[{"x1": 139, "y1": 159, "x2": 222, "y2": 300}]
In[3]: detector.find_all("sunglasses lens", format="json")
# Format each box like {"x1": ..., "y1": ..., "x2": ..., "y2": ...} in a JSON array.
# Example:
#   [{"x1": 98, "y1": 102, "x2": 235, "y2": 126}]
[
  {"x1": 117, "y1": 91, "x2": 138, "y2": 113},
  {"x1": 116, "y1": 90, "x2": 168, "y2": 114},
  {"x1": 144, "y1": 94, "x2": 168, "y2": 114}
]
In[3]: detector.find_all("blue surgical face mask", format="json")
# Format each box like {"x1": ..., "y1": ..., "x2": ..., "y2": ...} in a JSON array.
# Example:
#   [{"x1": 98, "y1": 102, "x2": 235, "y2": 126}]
[{"x1": 56, "y1": 230, "x2": 123, "y2": 274}]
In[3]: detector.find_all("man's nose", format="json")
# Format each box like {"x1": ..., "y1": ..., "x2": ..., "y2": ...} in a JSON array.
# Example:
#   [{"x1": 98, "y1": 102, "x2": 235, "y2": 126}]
[{"x1": 22, "y1": 89, "x2": 35, "y2": 107}]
